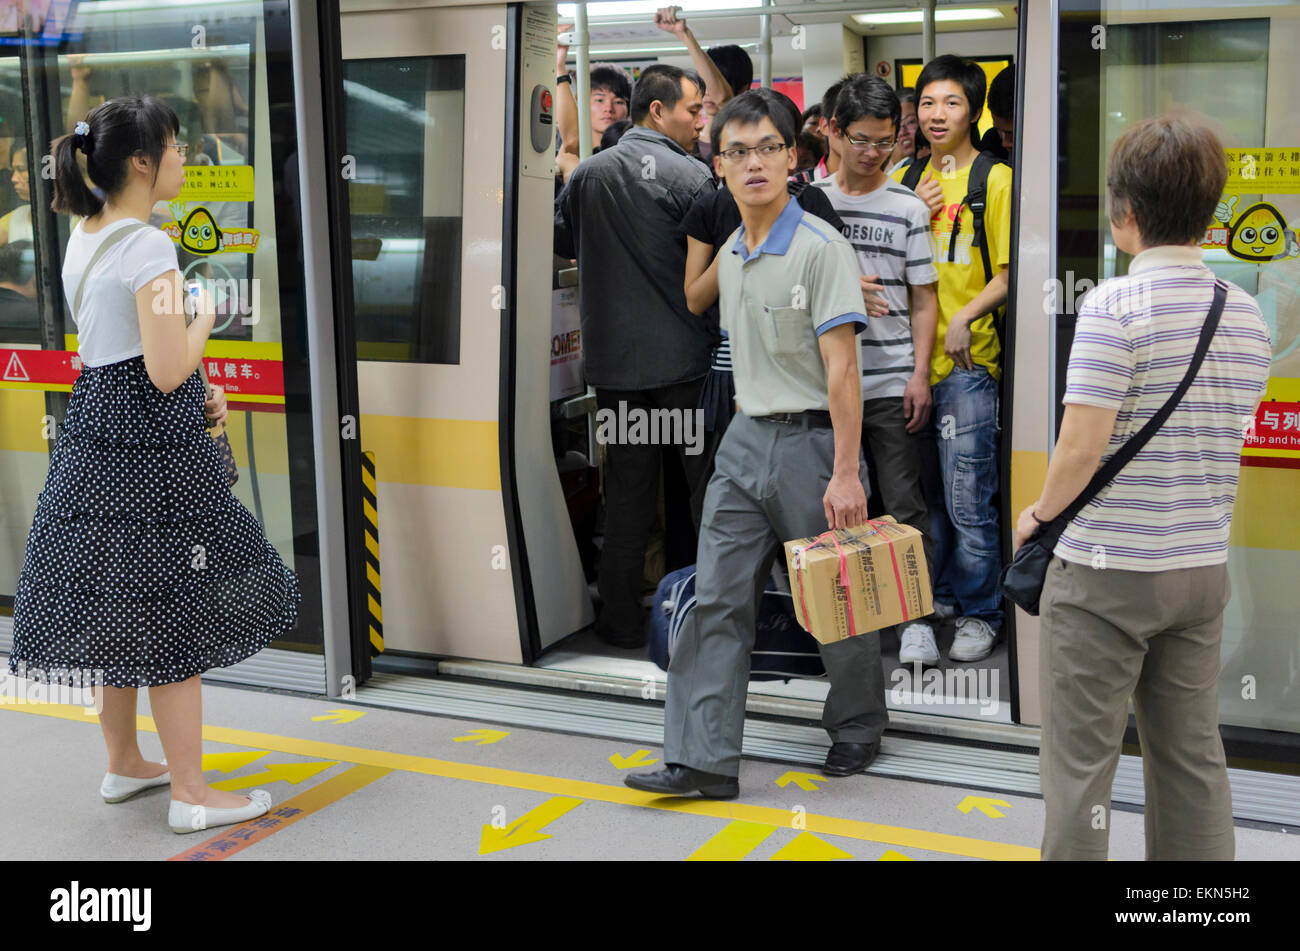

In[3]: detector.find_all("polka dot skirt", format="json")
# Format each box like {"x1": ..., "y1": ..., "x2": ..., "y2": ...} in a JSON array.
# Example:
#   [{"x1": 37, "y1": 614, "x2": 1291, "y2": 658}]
[{"x1": 8, "y1": 355, "x2": 301, "y2": 688}]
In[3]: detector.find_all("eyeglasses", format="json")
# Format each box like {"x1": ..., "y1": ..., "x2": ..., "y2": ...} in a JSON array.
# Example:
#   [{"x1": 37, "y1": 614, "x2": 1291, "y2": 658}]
[
  {"x1": 719, "y1": 143, "x2": 787, "y2": 163},
  {"x1": 164, "y1": 143, "x2": 190, "y2": 157},
  {"x1": 844, "y1": 135, "x2": 897, "y2": 153}
]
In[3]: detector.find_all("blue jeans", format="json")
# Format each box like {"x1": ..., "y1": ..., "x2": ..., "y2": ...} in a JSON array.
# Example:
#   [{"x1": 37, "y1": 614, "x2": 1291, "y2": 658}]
[{"x1": 923, "y1": 366, "x2": 1004, "y2": 631}]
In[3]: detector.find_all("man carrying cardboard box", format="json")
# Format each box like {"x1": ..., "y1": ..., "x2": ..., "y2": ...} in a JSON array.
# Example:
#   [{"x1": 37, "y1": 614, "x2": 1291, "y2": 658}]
[{"x1": 625, "y1": 89, "x2": 884, "y2": 799}]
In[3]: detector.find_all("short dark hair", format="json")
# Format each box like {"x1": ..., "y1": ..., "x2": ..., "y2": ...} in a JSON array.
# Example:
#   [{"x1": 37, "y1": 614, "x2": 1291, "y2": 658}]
[
  {"x1": 820, "y1": 76, "x2": 853, "y2": 127},
  {"x1": 589, "y1": 65, "x2": 631, "y2": 103},
  {"x1": 0, "y1": 238, "x2": 32, "y2": 285},
  {"x1": 1106, "y1": 112, "x2": 1227, "y2": 246},
  {"x1": 797, "y1": 130, "x2": 826, "y2": 164},
  {"x1": 801, "y1": 103, "x2": 822, "y2": 126},
  {"x1": 706, "y1": 44, "x2": 753, "y2": 97},
  {"x1": 832, "y1": 74, "x2": 900, "y2": 135},
  {"x1": 897, "y1": 86, "x2": 916, "y2": 108},
  {"x1": 711, "y1": 87, "x2": 797, "y2": 156},
  {"x1": 9, "y1": 137, "x2": 25, "y2": 164},
  {"x1": 600, "y1": 118, "x2": 632, "y2": 151},
  {"x1": 630, "y1": 64, "x2": 700, "y2": 124},
  {"x1": 53, "y1": 95, "x2": 179, "y2": 218},
  {"x1": 987, "y1": 65, "x2": 1015, "y2": 120},
  {"x1": 915, "y1": 54, "x2": 986, "y2": 146}
]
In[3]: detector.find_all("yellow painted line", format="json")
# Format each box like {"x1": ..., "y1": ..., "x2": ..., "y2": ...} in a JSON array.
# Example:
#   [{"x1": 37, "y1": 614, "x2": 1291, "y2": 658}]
[
  {"x1": 1, "y1": 702, "x2": 1040, "y2": 860},
  {"x1": 364, "y1": 531, "x2": 379, "y2": 560},
  {"x1": 169, "y1": 764, "x2": 391, "y2": 861},
  {"x1": 368, "y1": 593, "x2": 383, "y2": 624},
  {"x1": 687, "y1": 820, "x2": 776, "y2": 861},
  {"x1": 0, "y1": 381, "x2": 72, "y2": 392},
  {"x1": 366, "y1": 561, "x2": 381, "y2": 593}
]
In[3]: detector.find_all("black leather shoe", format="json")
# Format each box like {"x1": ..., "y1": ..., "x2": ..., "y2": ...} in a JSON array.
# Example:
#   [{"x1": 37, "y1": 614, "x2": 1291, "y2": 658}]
[
  {"x1": 624, "y1": 764, "x2": 739, "y2": 799},
  {"x1": 821, "y1": 741, "x2": 879, "y2": 777}
]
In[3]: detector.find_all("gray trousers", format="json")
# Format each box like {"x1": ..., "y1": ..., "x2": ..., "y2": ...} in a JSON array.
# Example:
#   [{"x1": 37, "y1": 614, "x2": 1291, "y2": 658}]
[
  {"x1": 663, "y1": 412, "x2": 889, "y2": 776},
  {"x1": 1039, "y1": 557, "x2": 1235, "y2": 861}
]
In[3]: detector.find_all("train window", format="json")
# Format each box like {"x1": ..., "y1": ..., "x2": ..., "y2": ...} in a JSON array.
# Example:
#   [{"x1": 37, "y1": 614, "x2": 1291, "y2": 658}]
[{"x1": 343, "y1": 55, "x2": 466, "y2": 364}]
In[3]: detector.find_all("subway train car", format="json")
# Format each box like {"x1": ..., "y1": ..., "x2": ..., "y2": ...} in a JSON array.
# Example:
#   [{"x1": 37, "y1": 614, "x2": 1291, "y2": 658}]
[{"x1": 0, "y1": 0, "x2": 1296, "y2": 825}]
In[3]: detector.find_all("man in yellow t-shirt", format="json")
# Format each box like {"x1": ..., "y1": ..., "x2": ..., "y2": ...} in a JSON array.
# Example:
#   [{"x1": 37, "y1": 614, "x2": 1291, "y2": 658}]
[{"x1": 890, "y1": 55, "x2": 1011, "y2": 664}]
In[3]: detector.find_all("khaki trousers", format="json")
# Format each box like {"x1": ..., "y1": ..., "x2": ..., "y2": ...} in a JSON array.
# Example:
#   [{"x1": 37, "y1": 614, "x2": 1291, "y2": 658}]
[{"x1": 1038, "y1": 556, "x2": 1235, "y2": 861}]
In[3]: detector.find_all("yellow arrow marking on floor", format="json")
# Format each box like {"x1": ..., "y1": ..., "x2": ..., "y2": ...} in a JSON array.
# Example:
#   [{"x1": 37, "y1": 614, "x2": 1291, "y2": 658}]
[
  {"x1": 454, "y1": 729, "x2": 510, "y2": 745},
  {"x1": 687, "y1": 821, "x2": 776, "y2": 861},
  {"x1": 608, "y1": 749, "x2": 659, "y2": 769},
  {"x1": 210, "y1": 760, "x2": 337, "y2": 791},
  {"x1": 1, "y1": 703, "x2": 1040, "y2": 860},
  {"x1": 959, "y1": 795, "x2": 1010, "y2": 818},
  {"x1": 201, "y1": 751, "x2": 269, "y2": 773},
  {"x1": 776, "y1": 771, "x2": 823, "y2": 791},
  {"x1": 311, "y1": 709, "x2": 366, "y2": 725},
  {"x1": 878, "y1": 849, "x2": 914, "y2": 860},
  {"x1": 479, "y1": 796, "x2": 582, "y2": 855},
  {"x1": 770, "y1": 832, "x2": 854, "y2": 861}
]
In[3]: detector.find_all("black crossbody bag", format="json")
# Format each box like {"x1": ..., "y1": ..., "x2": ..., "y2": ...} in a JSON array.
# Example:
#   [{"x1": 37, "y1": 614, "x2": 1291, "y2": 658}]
[{"x1": 1000, "y1": 280, "x2": 1227, "y2": 616}]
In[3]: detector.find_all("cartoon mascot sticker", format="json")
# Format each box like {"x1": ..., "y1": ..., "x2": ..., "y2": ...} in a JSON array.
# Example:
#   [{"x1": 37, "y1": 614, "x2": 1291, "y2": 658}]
[{"x1": 1210, "y1": 196, "x2": 1300, "y2": 262}]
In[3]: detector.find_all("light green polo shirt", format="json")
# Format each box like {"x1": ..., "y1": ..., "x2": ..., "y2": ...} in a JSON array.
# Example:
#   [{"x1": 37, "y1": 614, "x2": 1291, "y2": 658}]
[{"x1": 717, "y1": 195, "x2": 867, "y2": 417}]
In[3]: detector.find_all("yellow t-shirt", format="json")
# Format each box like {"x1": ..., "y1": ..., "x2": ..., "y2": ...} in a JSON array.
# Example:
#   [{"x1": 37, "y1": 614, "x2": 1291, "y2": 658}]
[{"x1": 892, "y1": 158, "x2": 1011, "y2": 385}]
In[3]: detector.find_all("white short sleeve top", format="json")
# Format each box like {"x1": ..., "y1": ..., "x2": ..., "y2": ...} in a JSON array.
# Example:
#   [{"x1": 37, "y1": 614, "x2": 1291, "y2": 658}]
[{"x1": 62, "y1": 218, "x2": 181, "y2": 367}]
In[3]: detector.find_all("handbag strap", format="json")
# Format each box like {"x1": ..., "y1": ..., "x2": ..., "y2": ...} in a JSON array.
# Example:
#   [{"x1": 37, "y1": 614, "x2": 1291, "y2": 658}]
[
  {"x1": 1047, "y1": 279, "x2": 1229, "y2": 540},
  {"x1": 71, "y1": 221, "x2": 150, "y2": 322}
]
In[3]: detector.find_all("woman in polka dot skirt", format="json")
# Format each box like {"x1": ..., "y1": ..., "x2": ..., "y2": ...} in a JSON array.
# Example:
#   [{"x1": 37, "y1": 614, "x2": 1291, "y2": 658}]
[{"x1": 7, "y1": 97, "x2": 300, "y2": 834}]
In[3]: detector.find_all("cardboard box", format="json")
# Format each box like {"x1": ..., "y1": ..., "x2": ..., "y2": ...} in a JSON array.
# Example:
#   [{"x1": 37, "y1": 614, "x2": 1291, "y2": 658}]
[{"x1": 783, "y1": 518, "x2": 933, "y2": 644}]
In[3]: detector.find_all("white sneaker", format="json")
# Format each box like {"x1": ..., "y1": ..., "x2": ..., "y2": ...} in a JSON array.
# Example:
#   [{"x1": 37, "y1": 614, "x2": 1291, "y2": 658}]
[
  {"x1": 949, "y1": 617, "x2": 997, "y2": 663},
  {"x1": 168, "y1": 789, "x2": 272, "y2": 834},
  {"x1": 930, "y1": 601, "x2": 957, "y2": 621},
  {"x1": 101, "y1": 762, "x2": 170, "y2": 803},
  {"x1": 898, "y1": 622, "x2": 940, "y2": 666}
]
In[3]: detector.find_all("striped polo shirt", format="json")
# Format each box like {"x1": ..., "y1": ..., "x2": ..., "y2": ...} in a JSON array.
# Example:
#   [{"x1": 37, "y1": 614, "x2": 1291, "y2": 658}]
[
  {"x1": 1058, "y1": 246, "x2": 1272, "y2": 571},
  {"x1": 811, "y1": 175, "x2": 938, "y2": 400}
]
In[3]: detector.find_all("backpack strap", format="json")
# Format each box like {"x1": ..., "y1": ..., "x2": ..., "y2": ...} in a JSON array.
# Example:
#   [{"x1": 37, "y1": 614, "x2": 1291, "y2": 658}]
[
  {"x1": 899, "y1": 154, "x2": 928, "y2": 192},
  {"x1": 71, "y1": 221, "x2": 151, "y2": 322},
  {"x1": 963, "y1": 151, "x2": 999, "y2": 288}
]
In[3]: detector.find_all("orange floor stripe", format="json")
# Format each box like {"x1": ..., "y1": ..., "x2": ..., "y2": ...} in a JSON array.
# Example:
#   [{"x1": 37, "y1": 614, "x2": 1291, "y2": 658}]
[{"x1": 168, "y1": 764, "x2": 392, "y2": 861}]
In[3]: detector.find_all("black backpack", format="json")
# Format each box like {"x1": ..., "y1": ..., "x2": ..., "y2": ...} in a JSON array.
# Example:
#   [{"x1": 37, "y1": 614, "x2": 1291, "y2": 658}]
[{"x1": 901, "y1": 151, "x2": 1008, "y2": 334}]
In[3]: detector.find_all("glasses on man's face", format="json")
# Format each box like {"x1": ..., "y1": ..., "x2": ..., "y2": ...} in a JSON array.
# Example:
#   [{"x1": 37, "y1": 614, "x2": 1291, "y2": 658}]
[
  {"x1": 719, "y1": 142, "x2": 787, "y2": 163},
  {"x1": 164, "y1": 143, "x2": 190, "y2": 158},
  {"x1": 844, "y1": 135, "x2": 897, "y2": 153}
]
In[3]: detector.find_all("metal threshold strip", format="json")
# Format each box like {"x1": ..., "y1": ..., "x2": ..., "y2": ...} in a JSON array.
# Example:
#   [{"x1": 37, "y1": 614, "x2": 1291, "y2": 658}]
[
  {"x1": 437, "y1": 657, "x2": 1040, "y2": 748},
  {"x1": 354, "y1": 671, "x2": 1300, "y2": 827}
]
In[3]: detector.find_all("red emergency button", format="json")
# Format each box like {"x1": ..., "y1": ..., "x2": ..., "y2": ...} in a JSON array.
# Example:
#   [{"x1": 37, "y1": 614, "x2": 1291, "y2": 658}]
[{"x1": 541, "y1": 89, "x2": 553, "y2": 112}]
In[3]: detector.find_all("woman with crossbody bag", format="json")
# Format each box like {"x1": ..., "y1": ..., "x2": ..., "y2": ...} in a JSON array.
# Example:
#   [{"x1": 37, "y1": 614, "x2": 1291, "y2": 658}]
[
  {"x1": 1010, "y1": 115, "x2": 1271, "y2": 860},
  {"x1": 7, "y1": 97, "x2": 301, "y2": 834}
]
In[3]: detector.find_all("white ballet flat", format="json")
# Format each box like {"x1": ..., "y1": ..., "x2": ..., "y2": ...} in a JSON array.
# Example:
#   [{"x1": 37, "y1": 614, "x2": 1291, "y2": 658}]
[
  {"x1": 168, "y1": 788, "x2": 272, "y2": 834},
  {"x1": 101, "y1": 762, "x2": 170, "y2": 803}
]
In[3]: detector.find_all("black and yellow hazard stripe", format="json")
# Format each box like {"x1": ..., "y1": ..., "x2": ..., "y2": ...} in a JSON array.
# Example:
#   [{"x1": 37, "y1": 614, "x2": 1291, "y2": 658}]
[{"x1": 361, "y1": 451, "x2": 384, "y2": 655}]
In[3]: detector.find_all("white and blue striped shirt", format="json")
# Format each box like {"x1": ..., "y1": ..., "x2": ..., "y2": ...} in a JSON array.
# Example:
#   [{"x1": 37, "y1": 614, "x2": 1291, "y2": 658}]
[{"x1": 1058, "y1": 246, "x2": 1272, "y2": 571}]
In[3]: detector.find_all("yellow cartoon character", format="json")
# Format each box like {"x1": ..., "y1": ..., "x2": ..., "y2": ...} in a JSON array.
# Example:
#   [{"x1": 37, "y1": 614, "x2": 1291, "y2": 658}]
[
  {"x1": 1219, "y1": 199, "x2": 1299, "y2": 262},
  {"x1": 179, "y1": 206, "x2": 222, "y2": 255}
]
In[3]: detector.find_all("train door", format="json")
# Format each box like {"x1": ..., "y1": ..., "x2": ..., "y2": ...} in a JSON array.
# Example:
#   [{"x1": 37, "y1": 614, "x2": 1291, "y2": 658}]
[
  {"x1": 331, "y1": 0, "x2": 590, "y2": 673},
  {"x1": 0, "y1": 0, "x2": 332, "y2": 694}
]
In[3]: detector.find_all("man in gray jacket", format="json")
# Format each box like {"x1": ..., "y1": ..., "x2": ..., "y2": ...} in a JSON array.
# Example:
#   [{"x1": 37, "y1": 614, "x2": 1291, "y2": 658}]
[{"x1": 555, "y1": 64, "x2": 714, "y2": 648}]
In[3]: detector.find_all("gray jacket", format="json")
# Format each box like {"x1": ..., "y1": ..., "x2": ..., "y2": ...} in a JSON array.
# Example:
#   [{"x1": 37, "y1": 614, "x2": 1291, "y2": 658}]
[{"x1": 554, "y1": 125, "x2": 715, "y2": 390}]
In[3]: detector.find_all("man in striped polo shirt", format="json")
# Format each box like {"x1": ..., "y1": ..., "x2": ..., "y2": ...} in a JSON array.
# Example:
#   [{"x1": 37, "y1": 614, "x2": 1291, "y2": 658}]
[{"x1": 814, "y1": 74, "x2": 943, "y2": 663}]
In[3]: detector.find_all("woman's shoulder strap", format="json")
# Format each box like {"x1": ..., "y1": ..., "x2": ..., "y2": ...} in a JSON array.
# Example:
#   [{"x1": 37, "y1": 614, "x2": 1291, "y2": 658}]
[{"x1": 72, "y1": 221, "x2": 152, "y2": 321}]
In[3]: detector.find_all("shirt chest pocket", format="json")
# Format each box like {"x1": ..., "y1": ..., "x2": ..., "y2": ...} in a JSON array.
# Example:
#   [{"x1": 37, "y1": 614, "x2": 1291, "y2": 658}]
[{"x1": 762, "y1": 304, "x2": 811, "y2": 356}]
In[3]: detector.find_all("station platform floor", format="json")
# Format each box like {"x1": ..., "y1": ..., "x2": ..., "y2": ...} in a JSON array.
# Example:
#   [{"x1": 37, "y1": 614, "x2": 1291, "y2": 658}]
[{"x1": 2, "y1": 677, "x2": 1298, "y2": 862}]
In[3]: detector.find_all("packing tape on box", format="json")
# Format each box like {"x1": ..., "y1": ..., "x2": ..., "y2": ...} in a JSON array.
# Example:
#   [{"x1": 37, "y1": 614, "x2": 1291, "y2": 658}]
[{"x1": 791, "y1": 521, "x2": 912, "y2": 638}]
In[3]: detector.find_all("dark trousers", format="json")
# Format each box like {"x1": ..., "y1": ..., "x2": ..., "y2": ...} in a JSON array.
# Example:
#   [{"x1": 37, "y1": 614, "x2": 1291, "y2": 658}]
[
  {"x1": 595, "y1": 379, "x2": 708, "y2": 639},
  {"x1": 861, "y1": 396, "x2": 934, "y2": 577}
]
